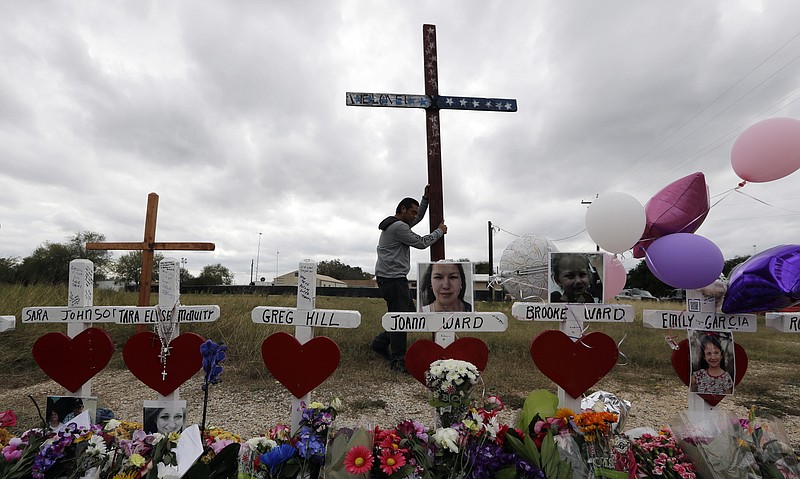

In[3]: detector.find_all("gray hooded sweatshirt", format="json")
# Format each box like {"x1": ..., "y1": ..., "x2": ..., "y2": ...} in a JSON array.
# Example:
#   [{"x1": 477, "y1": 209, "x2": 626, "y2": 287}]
[{"x1": 375, "y1": 197, "x2": 444, "y2": 279}]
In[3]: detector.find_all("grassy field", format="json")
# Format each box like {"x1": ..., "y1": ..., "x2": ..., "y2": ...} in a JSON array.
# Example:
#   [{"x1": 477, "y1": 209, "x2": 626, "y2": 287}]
[{"x1": 2, "y1": 284, "x2": 800, "y2": 417}]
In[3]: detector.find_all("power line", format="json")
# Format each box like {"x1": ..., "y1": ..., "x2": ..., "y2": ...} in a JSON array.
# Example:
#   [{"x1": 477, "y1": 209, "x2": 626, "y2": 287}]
[{"x1": 615, "y1": 29, "x2": 800, "y2": 192}]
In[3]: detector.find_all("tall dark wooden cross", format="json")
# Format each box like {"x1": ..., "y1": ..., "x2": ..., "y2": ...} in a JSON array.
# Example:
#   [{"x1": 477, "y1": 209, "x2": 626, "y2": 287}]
[
  {"x1": 347, "y1": 24, "x2": 517, "y2": 260},
  {"x1": 86, "y1": 192, "x2": 215, "y2": 330}
]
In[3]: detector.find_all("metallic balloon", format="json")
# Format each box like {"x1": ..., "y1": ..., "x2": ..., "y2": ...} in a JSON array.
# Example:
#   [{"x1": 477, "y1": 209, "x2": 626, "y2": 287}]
[
  {"x1": 633, "y1": 172, "x2": 710, "y2": 258},
  {"x1": 722, "y1": 244, "x2": 800, "y2": 313}
]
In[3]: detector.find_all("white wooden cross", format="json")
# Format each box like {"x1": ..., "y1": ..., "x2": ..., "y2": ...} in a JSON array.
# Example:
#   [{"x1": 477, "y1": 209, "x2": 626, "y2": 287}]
[
  {"x1": 22, "y1": 257, "x2": 220, "y2": 401},
  {"x1": 512, "y1": 301, "x2": 634, "y2": 412},
  {"x1": 250, "y1": 259, "x2": 361, "y2": 431},
  {"x1": 1, "y1": 315, "x2": 16, "y2": 332},
  {"x1": 765, "y1": 310, "x2": 800, "y2": 333},
  {"x1": 643, "y1": 289, "x2": 757, "y2": 411}
]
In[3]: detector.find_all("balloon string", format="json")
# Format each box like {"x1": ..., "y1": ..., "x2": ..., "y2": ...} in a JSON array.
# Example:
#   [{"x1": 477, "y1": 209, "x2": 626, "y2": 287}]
[
  {"x1": 616, "y1": 334, "x2": 629, "y2": 366},
  {"x1": 569, "y1": 319, "x2": 591, "y2": 344},
  {"x1": 665, "y1": 331, "x2": 681, "y2": 350},
  {"x1": 734, "y1": 188, "x2": 800, "y2": 214}
]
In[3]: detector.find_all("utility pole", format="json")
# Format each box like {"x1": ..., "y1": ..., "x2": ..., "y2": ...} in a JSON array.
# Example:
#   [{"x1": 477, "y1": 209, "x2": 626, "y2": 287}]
[
  {"x1": 488, "y1": 221, "x2": 495, "y2": 301},
  {"x1": 581, "y1": 197, "x2": 600, "y2": 252}
]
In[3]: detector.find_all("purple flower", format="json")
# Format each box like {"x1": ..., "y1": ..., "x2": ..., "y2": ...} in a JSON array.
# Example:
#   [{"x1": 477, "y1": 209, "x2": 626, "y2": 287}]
[
  {"x1": 31, "y1": 432, "x2": 74, "y2": 479},
  {"x1": 295, "y1": 425, "x2": 326, "y2": 462},
  {"x1": 467, "y1": 441, "x2": 517, "y2": 479},
  {"x1": 201, "y1": 339, "x2": 227, "y2": 391}
]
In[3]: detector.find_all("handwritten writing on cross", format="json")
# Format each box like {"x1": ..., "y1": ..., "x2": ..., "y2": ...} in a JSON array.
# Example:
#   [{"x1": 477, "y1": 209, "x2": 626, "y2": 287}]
[
  {"x1": 512, "y1": 302, "x2": 634, "y2": 412},
  {"x1": 86, "y1": 192, "x2": 215, "y2": 321},
  {"x1": 381, "y1": 310, "x2": 508, "y2": 349},
  {"x1": 23, "y1": 257, "x2": 221, "y2": 402},
  {"x1": 250, "y1": 260, "x2": 361, "y2": 432},
  {"x1": 19, "y1": 259, "x2": 96, "y2": 396},
  {"x1": 642, "y1": 289, "x2": 757, "y2": 412},
  {"x1": 346, "y1": 24, "x2": 517, "y2": 261}
]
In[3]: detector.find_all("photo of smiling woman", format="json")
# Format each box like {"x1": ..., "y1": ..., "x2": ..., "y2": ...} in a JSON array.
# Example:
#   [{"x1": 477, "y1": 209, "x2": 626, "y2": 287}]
[
  {"x1": 689, "y1": 331, "x2": 735, "y2": 395},
  {"x1": 143, "y1": 400, "x2": 186, "y2": 435},
  {"x1": 418, "y1": 262, "x2": 473, "y2": 312}
]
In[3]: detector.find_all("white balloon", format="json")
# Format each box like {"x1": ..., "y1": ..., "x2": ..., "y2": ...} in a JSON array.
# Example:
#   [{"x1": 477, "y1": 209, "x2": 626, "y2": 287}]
[
  {"x1": 498, "y1": 235, "x2": 558, "y2": 301},
  {"x1": 585, "y1": 192, "x2": 646, "y2": 254}
]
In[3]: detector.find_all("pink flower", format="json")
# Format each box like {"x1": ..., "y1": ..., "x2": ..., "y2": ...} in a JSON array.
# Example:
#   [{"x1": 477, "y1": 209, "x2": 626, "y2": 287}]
[
  {"x1": 344, "y1": 445, "x2": 373, "y2": 474},
  {"x1": 485, "y1": 395, "x2": 504, "y2": 412},
  {"x1": 211, "y1": 439, "x2": 234, "y2": 454},
  {"x1": 269, "y1": 424, "x2": 291, "y2": 441},
  {"x1": 379, "y1": 449, "x2": 406, "y2": 475},
  {"x1": 0, "y1": 410, "x2": 16, "y2": 427},
  {"x1": 2, "y1": 438, "x2": 24, "y2": 462}
]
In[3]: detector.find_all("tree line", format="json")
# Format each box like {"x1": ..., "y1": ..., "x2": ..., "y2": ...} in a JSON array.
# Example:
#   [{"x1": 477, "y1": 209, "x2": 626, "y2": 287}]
[
  {"x1": 0, "y1": 231, "x2": 234, "y2": 286},
  {"x1": 1, "y1": 230, "x2": 750, "y2": 294}
]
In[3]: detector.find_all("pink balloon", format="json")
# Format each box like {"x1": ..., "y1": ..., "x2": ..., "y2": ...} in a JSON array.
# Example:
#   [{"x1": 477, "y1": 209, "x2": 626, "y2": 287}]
[
  {"x1": 602, "y1": 254, "x2": 627, "y2": 302},
  {"x1": 632, "y1": 172, "x2": 710, "y2": 258},
  {"x1": 731, "y1": 117, "x2": 800, "y2": 183}
]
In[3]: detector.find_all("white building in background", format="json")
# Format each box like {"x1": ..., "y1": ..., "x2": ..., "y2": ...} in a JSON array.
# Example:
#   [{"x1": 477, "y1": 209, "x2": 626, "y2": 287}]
[
  {"x1": 273, "y1": 270, "x2": 348, "y2": 288},
  {"x1": 96, "y1": 280, "x2": 124, "y2": 291}
]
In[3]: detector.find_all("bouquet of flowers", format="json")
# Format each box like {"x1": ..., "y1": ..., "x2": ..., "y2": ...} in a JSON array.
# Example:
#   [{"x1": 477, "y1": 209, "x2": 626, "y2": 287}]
[
  {"x1": 0, "y1": 418, "x2": 193, "y2": 479},
  {"x1": 509, "y1": 389, "x2": 640, "y2": 479},
  {"x1": 326, "y1": 396, "x2": 515, "y2": 479},
  {"x1": 573, "y1": 408, "x2": 634, "y2": 478},
  {"x1": 631, "y1": 427, "x2": 696, "y2": 478},
  {"x1": 426, "y1": 359, "x2": 480, "y2": 428},
  {"x1": 669, "y1": 410, "x2": 758, "y2": 479},
  {"x1": 736, "y1": 407, "x2": 800, "y2": 479},
  {"x1": 238, "y1": 399, "x2": 338, "y2": 479},
  {"x1": 326, "y1": 419, "x2": 429, "y2": 479}
]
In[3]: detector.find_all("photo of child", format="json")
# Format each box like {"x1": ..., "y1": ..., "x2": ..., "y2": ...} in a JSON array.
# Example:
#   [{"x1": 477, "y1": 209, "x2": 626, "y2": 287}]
[
  {"x1": 548, "y1": 252, "x2": 604, "y2": 303},
  {"x1": 689, "y1": 331, "x2": 735, "y2": 395}
]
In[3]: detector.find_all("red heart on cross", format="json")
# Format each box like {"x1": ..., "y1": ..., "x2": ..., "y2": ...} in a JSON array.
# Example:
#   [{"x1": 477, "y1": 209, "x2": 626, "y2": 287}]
[
  {"x1": 530, "y1": 330, "x2": 619, "y2": 398},
  {"x1": 123, "y1": 332, "x2": 204, "y2": 396},
  {"x1": 261, "y1": 332, "x2": 340, "y2": 398},
  {"x1": 405, "y1": 337, "x2": 490, "y2": 385},
  {"x1": 671, "y1": 338, "x2": 748, "y2": 406},
  {"x1": 33, "y1": 327, "x2": 115, "y2": 392}
]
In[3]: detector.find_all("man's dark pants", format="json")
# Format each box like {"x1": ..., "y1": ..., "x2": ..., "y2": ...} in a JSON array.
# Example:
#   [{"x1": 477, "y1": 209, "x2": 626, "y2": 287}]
[{"x1": 373, "y1": 277, "x2": 415, "y2": 364}]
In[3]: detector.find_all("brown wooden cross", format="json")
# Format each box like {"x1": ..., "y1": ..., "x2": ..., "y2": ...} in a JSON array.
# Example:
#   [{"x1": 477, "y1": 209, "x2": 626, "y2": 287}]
[
  {"x1": 347, "y1": 24, "x2": 517, "y2": 261},
  {"x1": 86, "y1": 192, "x2": 215, "y2": 328}
]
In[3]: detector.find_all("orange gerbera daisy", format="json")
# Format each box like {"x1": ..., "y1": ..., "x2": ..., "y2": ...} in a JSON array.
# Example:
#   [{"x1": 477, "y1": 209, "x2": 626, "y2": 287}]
[
  {"x1": 344, "y1": 445, "x2": 374, "y2": 474},
  {"x1": 379, "y1": 449, "x2": 406, "y2": 475},
  {"x1": 554, "y1": 407, "x2": 575, "y2": 422}
]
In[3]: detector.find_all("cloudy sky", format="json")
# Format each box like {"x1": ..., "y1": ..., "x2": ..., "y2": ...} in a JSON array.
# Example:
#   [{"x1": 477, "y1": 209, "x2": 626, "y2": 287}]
[{"x1": 2, "y1": 1, "x2": 800, "y2": 285}]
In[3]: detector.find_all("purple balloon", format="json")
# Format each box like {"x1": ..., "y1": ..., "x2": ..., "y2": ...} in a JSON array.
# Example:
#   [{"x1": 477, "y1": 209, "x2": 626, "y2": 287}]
[
  {"x1": 633, "y1": 172, "x2": 710, "y2": 258},
  {"x1": 722, "y1": 245, "x2": 800, "y2": 313},
  {"x1": 645, "y1": 233, "x2": 724, "y2": 289}
]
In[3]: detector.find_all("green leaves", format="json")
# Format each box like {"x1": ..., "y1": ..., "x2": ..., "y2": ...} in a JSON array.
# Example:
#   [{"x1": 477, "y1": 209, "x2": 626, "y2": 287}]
[{"x1": 516, "y1": 389, "x2": 559, "y2": 432}]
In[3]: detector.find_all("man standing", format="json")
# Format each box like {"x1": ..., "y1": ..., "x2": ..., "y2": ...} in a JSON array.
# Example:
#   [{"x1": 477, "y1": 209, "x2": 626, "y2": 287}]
[{"x1": 372, "y1": 186, "x2": 447, "y2": 372}]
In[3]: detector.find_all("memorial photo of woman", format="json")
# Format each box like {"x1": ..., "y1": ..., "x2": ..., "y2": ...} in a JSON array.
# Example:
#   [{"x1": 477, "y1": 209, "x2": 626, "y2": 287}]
[
  {"x1": 143, "y1": 402, "x2": 186, "y2": 435},
  {"x1": 418, "y1": 262, "x2": 473, "y2": 312}
]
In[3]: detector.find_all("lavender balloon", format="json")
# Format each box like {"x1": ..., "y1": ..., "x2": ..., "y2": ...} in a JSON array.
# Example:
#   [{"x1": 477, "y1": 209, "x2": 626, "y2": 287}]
[
  {"x1": 722, "y1": 245, "x2": 800, "y2": 313},
  {"x1": 645, "y1": 233, "x2": 724, "y2": 290}
]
